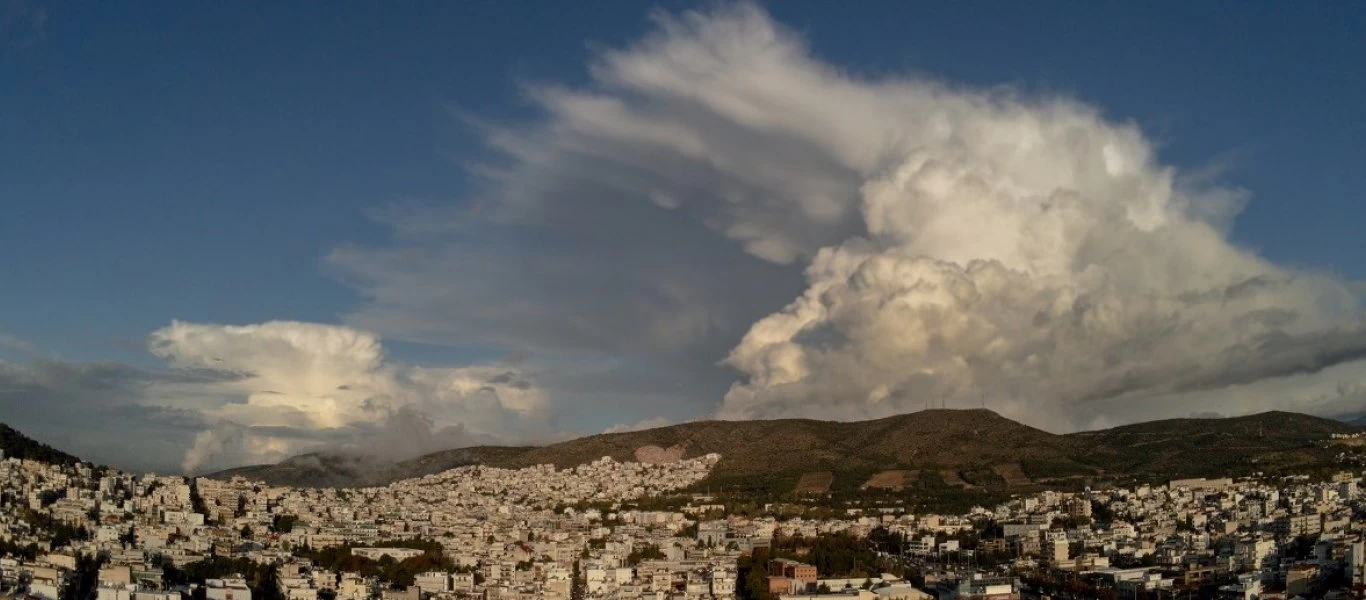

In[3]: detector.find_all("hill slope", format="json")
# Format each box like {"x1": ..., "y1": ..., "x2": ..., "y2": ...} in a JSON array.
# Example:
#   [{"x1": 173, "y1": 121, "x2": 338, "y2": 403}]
[
  {"x1": 208, "y1": 409, "x2": 1356, "y2": 493},
  {"x1": 1067, "y1": 411, "x2": 1355, "y2": 480},
  {"x1": 210, "y1": 409, "x2": 1105, "y2": 491},
  {"x1": 495, "y1": 409, "x2": 1108, "y2": 492},
  {"x1": 213, "y1": 446, "x2": 537, "y2": 488},
  {"x1": 0, "y1": 423, "x2": 83, "y2": 466}
]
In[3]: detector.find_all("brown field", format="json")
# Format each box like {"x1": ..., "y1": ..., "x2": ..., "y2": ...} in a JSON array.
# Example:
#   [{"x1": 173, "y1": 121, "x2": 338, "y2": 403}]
[
  {"x1": 794, "y1": 471, "x2": 834, "y2": 494},
  {"x1": 940, "y1": 469, "x2": 975, "y2": 488},
  {"x1": 862, "y1": 469, "x2": 918, "y2": 490},
  {"x1": 993, "y1": 462, "x2": 1032, "y2": 487}
]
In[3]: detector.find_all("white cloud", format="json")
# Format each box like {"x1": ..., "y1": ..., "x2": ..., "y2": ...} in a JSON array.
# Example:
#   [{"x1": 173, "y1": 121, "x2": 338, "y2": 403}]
[
  {"x1": 330, "y1": 4, "x2": 1366, "y2": 433},
  {"x1": 3, "y1": 6, "x2": 1363, "y2": 475},
  {"x1": 139, "y1": 320, "x2": 551, "y2": 473},
  {"x1": 0, "y1": 333, "x2": 35, "y2": 355},
  {"x1": 602, "y1": 417, "x2": 672, "y2": 435}
]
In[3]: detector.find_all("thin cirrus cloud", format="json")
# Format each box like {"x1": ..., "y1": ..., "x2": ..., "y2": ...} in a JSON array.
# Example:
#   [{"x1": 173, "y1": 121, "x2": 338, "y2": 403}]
[{"x1": 330, "y1": 4, "x2": 1366, "y2": 433}]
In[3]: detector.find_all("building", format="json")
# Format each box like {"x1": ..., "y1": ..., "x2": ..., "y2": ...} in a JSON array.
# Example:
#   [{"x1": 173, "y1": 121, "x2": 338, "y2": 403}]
[
  {"x1": 1048, "y1": 539, "x2": 1070, "y2": 565},
  {"x1": 1234, "y1": 538, "x2": 1276, "y2": 571},
  {"x1": 1349, "y1": 541, "x2": 1366, "y2": 587},
  {"x1": 204, "y1": 578, "x2": 251, "y2": 600},
  {"x1": 939, "y1": 572, "x2": 1020, "y2": 600},
  {"x1": 769, "y1": 559, "x2": 817, "y2": 586},
  {"x1": 1286, "y1": 564, "x2": 1319, "y2": 597},
  {"x1": 1276, "y1": 513, "x2": 1322, "y2": 538},
  {"x1": 1168, "y1": 478, "x2": 1232, "y2": 492},
  {"x1": 1067, "y1": 498, "x2": 1093, "y2": 520},
  {"x1": 871, "y1": 582, "x2": 933, "y2": 599},
  {"x1": 349, "y1": 547, "x2": 425, "y2": 561},
  {"x1": 413, "y1": 572, "x2": 449, "y2": 593}
]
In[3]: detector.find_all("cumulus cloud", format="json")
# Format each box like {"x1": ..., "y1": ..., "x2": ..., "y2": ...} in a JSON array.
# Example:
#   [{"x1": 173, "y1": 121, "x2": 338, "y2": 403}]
[
  {"x1": 139, "y1": 320, "x2": 551, "y2": 473},
  {"x1": 329, "y1": 3, "x2": 1366, "y2": 432},
  {"x1": 17, "y1": 5, "x2": 1356, "y2": 470},
  {"x1": 1, "y1": 320, "x2": 554, "y2": 474}
]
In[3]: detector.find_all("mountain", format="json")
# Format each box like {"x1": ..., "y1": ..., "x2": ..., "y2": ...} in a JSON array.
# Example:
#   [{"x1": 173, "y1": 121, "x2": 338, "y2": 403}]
[
  {"x1": 208, "y1": 409, "x2": 1358, "y2": 494},
  {"x1": 490, "y1": 409, "x2": 1110, "y2": 492},
  {"x1": 212, "y1": 446, "x2": 536, "y2": 488},
  {"x1": 0, "y1": 423, "x2": 83, "y2": 466},
  {"x1": 1069, "y1": 410, "x2": 1356, "y2": 481},
  {"x1": 1340, "y1": 414, "x2": 1366, "y2": 428}
]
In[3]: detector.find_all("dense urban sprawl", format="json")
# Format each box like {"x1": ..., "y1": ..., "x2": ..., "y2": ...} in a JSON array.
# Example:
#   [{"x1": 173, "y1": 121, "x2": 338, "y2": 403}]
[{"x1": 4, "y1": 445, "x2": 1366, "y2": 599}]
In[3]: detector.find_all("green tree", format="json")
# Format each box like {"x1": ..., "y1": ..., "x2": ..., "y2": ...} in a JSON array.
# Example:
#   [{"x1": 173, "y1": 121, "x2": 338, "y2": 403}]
[
  {"x1": 270, "y1": 514, "x2": 298, "y2": 534},
  {"x1": 571, "y1": 560, "x2": 584, "y2": 600},
  {"x1": 626, "y1": 544, "x2": 666, "y2": 566}
]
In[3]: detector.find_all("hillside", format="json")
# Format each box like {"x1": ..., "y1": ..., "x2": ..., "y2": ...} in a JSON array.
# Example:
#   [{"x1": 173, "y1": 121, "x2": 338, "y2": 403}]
[
  {"x1": 495, "y1": 409, "x2": 1109, "y2": 492},
  {"x1": 1067, "y1": 411, "x2": 1356, "y2": 480},
  {"x1": 214, "y1": 446, "x2": 537, "y2": 488},
  {"x1": 207, "y1": 409, "x2": 1356, "y2": 495},
  {"x1": 0, "y1": 423, "x2": 83, "y2": 466},
  {"x1": 210, "y1": 409, "x2": 1106, "y2": 492}
]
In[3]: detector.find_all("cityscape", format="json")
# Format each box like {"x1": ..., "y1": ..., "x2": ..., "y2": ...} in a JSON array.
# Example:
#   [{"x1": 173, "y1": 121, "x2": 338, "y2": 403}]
[
  {"x1": 5, "y1": 418, "x2": 1366, "y2": 599},
  {"x1": 3, "y1": 2, "x2": 1364, "y2": 600}
]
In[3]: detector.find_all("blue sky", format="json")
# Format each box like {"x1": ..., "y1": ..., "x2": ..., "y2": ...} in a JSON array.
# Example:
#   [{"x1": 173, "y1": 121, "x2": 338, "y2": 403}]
[{"x1": 2, "y1": 2, "x2": 1364, "y2": 471}]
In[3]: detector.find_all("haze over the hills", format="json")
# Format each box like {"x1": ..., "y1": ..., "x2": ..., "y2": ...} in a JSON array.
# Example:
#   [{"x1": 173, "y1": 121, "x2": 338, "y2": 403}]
[{"x1": 1, "y1": 3, "x2": 1364, "y2": 474}]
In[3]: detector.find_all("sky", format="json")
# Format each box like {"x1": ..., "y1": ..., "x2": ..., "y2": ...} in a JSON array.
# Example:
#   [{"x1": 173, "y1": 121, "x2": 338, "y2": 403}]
[{"x1": 2, "y1": 1, "x2": 1364, "y2": 473}]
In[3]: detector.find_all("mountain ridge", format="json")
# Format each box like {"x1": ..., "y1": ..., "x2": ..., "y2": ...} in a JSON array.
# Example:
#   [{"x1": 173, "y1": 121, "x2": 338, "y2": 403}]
[
  {"x1": 0, "y1": 423, "x2": 84, "y2": 466},
  {"x1": 206, "y1": 408, "x2": 1358, "y2": 493}
]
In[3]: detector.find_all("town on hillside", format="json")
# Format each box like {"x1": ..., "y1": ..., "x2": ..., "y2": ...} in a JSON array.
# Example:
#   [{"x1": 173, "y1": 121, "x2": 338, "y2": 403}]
[{"x1": 4, "y1": 443, "x2": 1366, "y2": 600}]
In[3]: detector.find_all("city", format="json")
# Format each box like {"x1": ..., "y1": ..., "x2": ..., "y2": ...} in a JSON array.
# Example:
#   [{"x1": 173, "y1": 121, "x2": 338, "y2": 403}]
[
  {"x1": 3, "y1": 2, "x2": 1364, "y2": 600},
  {"x1": 4, "y1": 436, "x2": 1366, "y2": 600}
]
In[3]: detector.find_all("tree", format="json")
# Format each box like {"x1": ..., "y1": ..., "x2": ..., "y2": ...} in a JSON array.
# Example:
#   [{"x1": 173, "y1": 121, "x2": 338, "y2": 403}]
[
  {"x1": 626, "y1": 544, "x2": 666, "y2": 566},
  {"x1": 678, "y1": 522, "x2": 699, "y2": 538},
  {"x1": 738, "y1": 548, "x2": 775, "y2": 600},
  {"x1": 62, "y1": 552, "x2": 109, "y2": 600},
  {"x1": 270, "y1": 514, "x2": 298, "y2": 534},
  {"x1": 571, "y1": 560, "x2": 585, "y2": 600},
  {"x1": 1091, "y1": 500, "x2": 1115, "y2": 524},
  {"x1": 187, "y1": 478, "x2": 211, "y2": 523}
]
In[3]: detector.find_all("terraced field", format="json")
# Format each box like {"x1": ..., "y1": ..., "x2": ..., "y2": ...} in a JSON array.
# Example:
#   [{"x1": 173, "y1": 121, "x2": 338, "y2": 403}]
[
  {"x1": 993, "y1": 463, "x2": 1032, "y2": 487},
  {"x1": 794, "y1": 471, "x2": 834, "y2": 494},
  {"x1": 862, "y1": 469, "x2": 918, "y2": 490}
]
